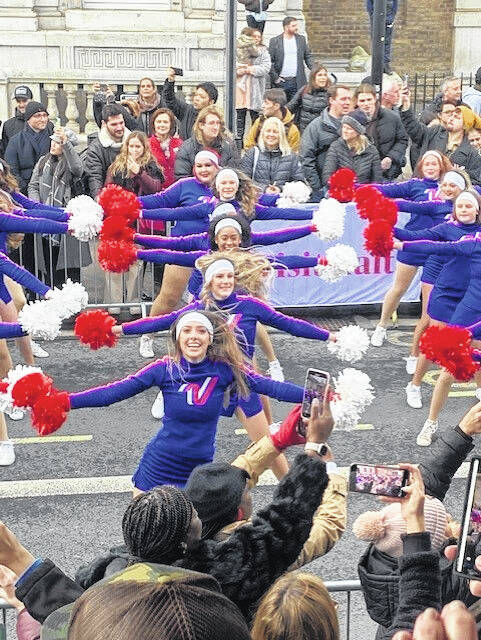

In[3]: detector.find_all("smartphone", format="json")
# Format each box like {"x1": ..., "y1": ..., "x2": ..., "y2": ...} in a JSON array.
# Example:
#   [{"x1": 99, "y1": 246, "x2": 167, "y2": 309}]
[
  {"x1": 120, "y1": 93, "x2": 138, "y2": 102},
  {"x1": 300, "y1": 368, "x2": 330, "y2": 422},
  {"x1": 99, "y1": 83, "x2": 109, "y2": 92},
  {"x1": 349, "y1": 464, "x2": 409, "y2": 497},
  {"x1": 171, "y1": 67, "x2": 184, "y2": 76},
  {"x1": 403, "y1": 74, "x2": 409, "y2": 88},
  {"x1": 456, "y1": 457, "x2": 481, "y2": 580}
]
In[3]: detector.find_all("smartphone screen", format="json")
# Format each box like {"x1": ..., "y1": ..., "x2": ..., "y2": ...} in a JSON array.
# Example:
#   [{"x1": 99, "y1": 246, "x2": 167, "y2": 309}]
[
  {"x1": 172, "y1": 67, "x2": 184, "y2": 76},
  {"x1": 349, "y1": 464, "x2": 409, "y2": 497},
  {"x1": 301, "y1": 369, "x2": 329, "y2": 421},
  {"x1": 456, "y1": 458, "x2": 481, "y2": 578}
]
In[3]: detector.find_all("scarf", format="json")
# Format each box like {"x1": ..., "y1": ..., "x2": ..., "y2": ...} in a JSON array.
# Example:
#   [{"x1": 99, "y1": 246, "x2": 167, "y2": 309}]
[
  {"x1": 39, "y1": 155, "x2": 69, "y2": 207},
  {"x1": 150, "y1": 135, "x2": 172, "y2": 160},
  {"x1": 23, "y1": 124, "x2": 51, "y2": 156},
  {"x1": 138, "y1": 92, "x2": 162, "y2": 114}
]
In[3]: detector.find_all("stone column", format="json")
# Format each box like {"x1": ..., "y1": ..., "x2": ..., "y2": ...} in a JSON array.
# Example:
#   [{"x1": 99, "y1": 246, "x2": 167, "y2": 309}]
[{"x1": 453, "y1": 0, "x2": 481, "y2": 73}]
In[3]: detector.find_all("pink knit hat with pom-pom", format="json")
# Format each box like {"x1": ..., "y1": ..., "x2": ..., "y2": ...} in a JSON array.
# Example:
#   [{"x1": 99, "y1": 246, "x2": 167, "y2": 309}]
[{"x1": 353, "y1": 497, "x2": 448, "y2": 558}]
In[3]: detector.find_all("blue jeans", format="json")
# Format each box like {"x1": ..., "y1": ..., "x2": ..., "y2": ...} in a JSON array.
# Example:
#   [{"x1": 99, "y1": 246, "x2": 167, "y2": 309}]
[
  {"x1": 279, "y1": 76, "x2": 298, "y2": 102},
  {"x1": 366, "y1": 0, "x2": 398, "y2": 64}
]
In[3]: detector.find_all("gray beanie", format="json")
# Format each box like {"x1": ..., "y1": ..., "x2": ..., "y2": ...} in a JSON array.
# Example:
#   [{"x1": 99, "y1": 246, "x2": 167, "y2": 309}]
[{"x1": 342, "y1": 112, "x2": 368, "y2": 135}]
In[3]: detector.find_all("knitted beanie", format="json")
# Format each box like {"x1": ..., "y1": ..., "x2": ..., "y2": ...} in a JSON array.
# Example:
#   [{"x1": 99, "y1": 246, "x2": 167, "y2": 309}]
[
  {"x1": 24, "y1": 101, "x2": 48, "y2": 121},
  {"x1": 197, "y1": 82, "x2": 218, "y2": 104},
  {"x1": 353, "y1": 497, "x2": 448, "y2": 558},
  {"x1": 342, "y1": 111, "x2": 368, "y2": 135},
  {"x1": 458, "y1": 105, "x2": 481, "y2": 131}
]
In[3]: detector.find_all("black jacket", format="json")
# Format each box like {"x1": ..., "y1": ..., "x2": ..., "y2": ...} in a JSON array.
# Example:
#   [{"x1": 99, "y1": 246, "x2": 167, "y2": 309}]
[
  {"x1": 236, "y1": 0, "x2": 274, "y2": 12},
  {"x1": 4, "y1": 122, "x2": 55, "y2": 192},
  {"x1": 92, "y1": 98, "x2": 140, "y2": 133},
  {"x1": 174, "y1": 136, "x2": 240, "y2": 180},
  {"x1": 300, "y1": 108, "x2": 341, "y2": 194},
  {"x1": 0, "y1": 109, "x2": 26, "y2": 158},
  {"x1": 287, "y1": 86, "x2": 329, "y2": 132},
  {"x1": 268, "y1": 33, "x2": 313, "y2": 90},
  {"x1": 83, "y1": 131, "x2": 123, "y2": 197},
  {"x1": 400, "y1": 108, "x2": 481, "y2": 183},
  {"x1": 240, "y1": 146, "x2": 305, "y2": 190},
  {"x1": 163, "y1": 79, "x2": 199, "y2": 141},
  {"x1": 322, "y1": 136, "x2": 383, "y2": 186},
  {"x1": 17, "y1": 454, "x2": 328, "y2": 623}
]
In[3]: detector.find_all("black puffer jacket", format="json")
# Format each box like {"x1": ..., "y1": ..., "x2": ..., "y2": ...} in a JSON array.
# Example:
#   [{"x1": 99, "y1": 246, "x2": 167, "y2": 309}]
[
  {"x1": 174, "y1": 136, "x2": 240, "y2": 179},
  {"x1": 237, "y1": 0, "x2": 274, "y2": 11},
  {"x1": 300, "y1": 108, "x2": 341, "y2": 194},
  {"x1": 240, "y1": 146, "x2": 305, "y2": 191},
  {"x1": 322, "y1": 136, "x2": 383, "y2": 185},
  {"x1": 0, "y1": 109, "x2": 26, "y2": 158},
  {"x1": 287, "y1": 87, "x2": 329, "y2": 132},
  {"x1": 352, "y1": 106, "x2": 408, "y2": 180}
]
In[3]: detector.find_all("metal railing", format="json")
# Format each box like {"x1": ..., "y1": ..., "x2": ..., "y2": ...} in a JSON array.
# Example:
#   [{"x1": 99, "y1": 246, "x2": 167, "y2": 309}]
[{"x1": 410, "y1": 71, "x2": 477, "y2": 115}]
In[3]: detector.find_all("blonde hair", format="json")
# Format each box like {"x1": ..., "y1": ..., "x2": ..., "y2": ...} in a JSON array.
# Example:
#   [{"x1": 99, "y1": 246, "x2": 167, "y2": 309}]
[
  {"x1": 251, "y1": 573, "x2": 340, "y2": 640},
  {"x1": 346, "y1": 133, "x2": 370, "y2": 155},
  {"x1": 258, "y1": 117, "x2": 291, "y2": 156},
  {"x1": 193, "y1": 106, "x2": 229, "y2": 145},
  {"x1": 0, "y1": 190, "x2": 16, "y2": 213},
  {"x1": 109, "y1": 131, "x2": 158, "y2": 178}
]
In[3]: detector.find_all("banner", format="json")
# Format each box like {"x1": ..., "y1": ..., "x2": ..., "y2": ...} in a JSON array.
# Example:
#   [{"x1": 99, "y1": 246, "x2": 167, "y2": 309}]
[{"x1": 253, "y1": 203, "x2": 421, "y2": 307}]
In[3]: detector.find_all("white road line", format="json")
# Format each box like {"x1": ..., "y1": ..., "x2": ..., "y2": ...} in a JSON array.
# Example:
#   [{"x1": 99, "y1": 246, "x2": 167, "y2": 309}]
[{"x1": 12, "y1": 435, "x2": 92, "y2": 445}]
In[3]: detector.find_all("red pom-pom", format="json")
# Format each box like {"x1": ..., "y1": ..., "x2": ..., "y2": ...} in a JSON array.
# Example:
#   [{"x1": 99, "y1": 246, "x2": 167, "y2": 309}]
[
  {"x1": 97, "y1": 184, "x2": 141, "y2": 224},
  {"x1": 100, "y1": 216, "x2": 136, "y2": 243},
  {"x1": 0, "y1": 381, "x2": 8, "y2": 394},
  {"x1": 363, "y1": 219, "x2": 394, "y2": 257},
  {"x1": 419, "y1": 325, "x2": 480, "y2": 381},
  {"x1": 31, "y1": 391, "x2": 70, "y2": 436},
  {"x1": 74, "y1": 310, "x2": 118, "y2": 350},
  {"x1": 98, "y1": 241, "x2": 138, "y2": 273},
  {"x1": 354, "y1": 185, "x2": 383, "y2": 212},
  {"x1": 377, "y1": 199, "x2": 398, "y2": 227},
  {"x1": 11, "y1": 372, "x2": 53, "y2": 408},
  {"x1": 328, "y1": 168, "x2": 356, "y2": 202}
]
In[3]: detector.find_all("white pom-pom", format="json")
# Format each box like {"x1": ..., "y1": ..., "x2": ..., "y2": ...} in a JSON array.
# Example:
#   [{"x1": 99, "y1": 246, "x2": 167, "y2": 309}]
[
  {"x1": 276, "y1": 181, "x2": 311, "y2": 207},
  {"x1": 327, "y1": 325, "x2": 370, "y2": 363},
  {"x1": 0, "y1": 365, "x2": 44, "y2": 416},
  {"x1": 315, "y1": 244, "x2": 358, "y2": 283},
  {"x1": 331, "y1": 368, "x2": 374, "y2": 430},
  {"x1": 66, "y1": 195, "x2": 104, "y2": 242},
  {"x1": 48, "y1": 280, "x2": 88, "y2": 320},
  {"x1": 312, "y1": 198, "x2": 345, "y2": 241},
  {"x1": 18, "y1": 300, "x2": 62, "y2": 340}
]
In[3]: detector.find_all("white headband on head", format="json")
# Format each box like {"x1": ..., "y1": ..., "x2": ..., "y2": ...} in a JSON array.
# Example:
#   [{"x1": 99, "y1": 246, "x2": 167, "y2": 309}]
[
  {"x1": 214, "y1": 217, "x2": 242, "y2": 237},
  {"x1": 422, "y1": 150, "x2": 443, "y2": 164},
  {"x1": 210, "y1": 203, "x2": 238, "y2": 221},
  {"x1": 443, "y1": 171, "x2": 466, "y2": 191},
  {"x1": 456, "y1": 191, "x2": 480, "y2": 210},
  {"x1": 175, "y1": 312, "x2": 214, "y2": 341},
  {"x1": 194, "y1": 150, "x2": 219, "y2": 167},
  {"x1": 215, "y1": 169, "x2": 239, "y2": 190},
  {"x1": 204, "y1": 258, "x2": 235, "y2": 285}
]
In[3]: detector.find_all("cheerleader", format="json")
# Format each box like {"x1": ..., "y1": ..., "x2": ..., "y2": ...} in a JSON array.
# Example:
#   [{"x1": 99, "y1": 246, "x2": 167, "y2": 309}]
[
  {"x1": 394, "y1": 189, "x2": 481, "y2": 445},
  {"x1": 69, "y1": 310, "x2": 306, "y2": 492},
  {"x1": 369, "y1": 150, "x2": 453, "y2": 348}
]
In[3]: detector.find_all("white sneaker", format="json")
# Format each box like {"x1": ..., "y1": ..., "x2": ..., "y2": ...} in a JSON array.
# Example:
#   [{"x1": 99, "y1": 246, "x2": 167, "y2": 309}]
[
  {"x1": 370, "y1": 325, "x2": 387, "y2": 347},
  {"x1": 139, "y1": 335, "x2": 154, "y2": 359},
  {"x1": 31, "y1": 341, "x2": 49, "y2": 358},
  {"x1": 404, "y1": 355, "x2": 418, "y2": 375},
  {"x1": 151, "y1": 390, "x2": 164, "y2": 419},
  {"x1": 416, "y1": 419, "x2": 438, "y2": 446},
  {"x1": 405, "y1": 382, "x2": 422, "y2": 409},
  {"x1": 9, "y1": 407, "x2": 24, "y2": 421},
  {"x1": 268, "y1": 359, "x2": 285, "y2": 382},
  {"x1": 0, "y1": 440, "x2": 15, "y2": 465}
]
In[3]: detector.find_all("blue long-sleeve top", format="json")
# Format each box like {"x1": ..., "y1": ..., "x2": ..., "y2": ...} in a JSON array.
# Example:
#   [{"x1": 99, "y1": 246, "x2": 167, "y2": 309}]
[
  {"x1": 0, "y1": 211, "x2": 69, "y2": 254},
  {"x1": 372, "y1": 177, "x2": 440, "y2": 202},
  {"x1": 11, "y1": 192, "x2": 64, "y2": 213},
  {"x1": 394, "y1": 198, "x2": 452, "y2": 233},
  {"x1": 13, "y1": 207, "x2": 69, "y2": 223},
  {"x1": 0, "y1": 252, "x2": 50, "y2": 302},
  {"x1": 69, "y1": 356, "x2": 303, "y2": 459},
  {"x1": 122, "y1": 291, "x2": 329, "y2": 358},
  {"x1": 0, "y1": 321, "x2": 27, "y2": 338},
  {"x1": 469, "y1": 320, "x2": 481, "y2": 340}
]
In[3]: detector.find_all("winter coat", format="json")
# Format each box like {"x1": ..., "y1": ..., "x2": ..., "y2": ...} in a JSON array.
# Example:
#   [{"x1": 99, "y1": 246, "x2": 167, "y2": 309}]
[
  {"x1": 28, "y1": 141, "x2": 91, "y2": 270},
  {"x1": 83, "y1": 126, "x2": 131, "y2": 197},
  {"x1": 322, "y1": 136, "x2": 383, "y2": 186},
  {"x1": 400, "y1": 107, "x2": 481, "y2": 183},
  {"x1": 244, "y1": 108, "x2": 300, "y2": 152},
  {"x1": 300, "y1": 108, "x2": 341, "y2": 194},
  {"x1": 17, "y1": 453, "x2": 328, "y2": 623},
  {"x1": 163, "y1": 79, "x2": 199, "y2": 141},
  {"x1": 236, "y1": 47, "x2": 271, "y2": 112},
  {"x1": 174, "y1": 136, "x2": 240, "y2": 180},
  {"x1": 240, "y1": 146, "x2": 305, "y2": 191},
  {"x1": 268, "y1": 33, "x2": 313, "y2": 90},
  {"x1": 353, "y1": 106, "x2": 408, "y2": 180},
  {"x1": 237, "y1": 0, "x2": 274, "y2": 12},
  {"x1": 419, "y1": 92, "x2": 465, "y2": 125},
  {"x1": 463, "y1": 85, "x2": 481, "y2": 116},
  {"x1": 287, "y1": 86, "x2": 329, "y2": 132},
  {"x1": 0, "y1": 109, "x2": 26, "y2": 158},
  {"x1": 106, "y1": 160, "x2": 163, "y2": 196},
  {"x1": 92, "y1": 97, "x2": 140, "y2": 133},
  {"x1": 5, "y1": 122, "x2": 55, "y2": 192},
  {"x1": 137, "y1": 93, "x2": 164, "y2": 136}
]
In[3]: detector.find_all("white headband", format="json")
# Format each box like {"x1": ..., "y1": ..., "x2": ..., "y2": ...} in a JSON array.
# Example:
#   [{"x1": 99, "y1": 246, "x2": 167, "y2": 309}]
[
  {"x1": 194, "y1": 150, "x2": 219, "y2": 167},
  {"x1": 204, "y1": 258, "x2": 235, "y2": 285},
  {"x1": 443, "y1": 171, "x2": 466, "y2": 191},
  {"x1": 214, "y1": 217, "x2": 242, "y2": 236},
  {"x1": 215, "y1": 169, "x2": 239, "y2": 189},
  {"x1": 175, "y1": 312, "x2": 214, "y2": 341},
  {"x1": 422, "y1": 150, "x2": 443, "y2": 164},
  {"x1": 456, "y1": 191, "x2": 480, "y2": 210}
]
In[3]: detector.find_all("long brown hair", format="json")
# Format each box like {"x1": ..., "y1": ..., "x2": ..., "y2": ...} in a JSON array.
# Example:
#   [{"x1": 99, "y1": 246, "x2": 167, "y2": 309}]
[
  {"x1": 0, "y1": 161, "x2": 19, "y2": 193},
  {"x1": 150, "y1": 107, "x2": 177, "y2": 137},
  {"x1": 453, "y1": 188, "x2": 481, "y2": 223},
  {"x1": 109, "y1": 131, "x2": 158, "y2": 178},
  {"x1": 305, "y1": 64, "x2": 332, "y2": 94}
]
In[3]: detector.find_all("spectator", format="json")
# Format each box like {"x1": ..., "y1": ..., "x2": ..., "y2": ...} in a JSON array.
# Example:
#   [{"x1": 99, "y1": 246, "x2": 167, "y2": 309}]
[
  {"x1": 240, "y1": 117, "x2": 305, "y2": 192},
  {"x1": 287, "y1": 64, "x2": 333, "y2": 132},
  {"x1": 163, "y1": 68, "x2": 218, "y2": 140},
  {"x1": 381, "y1": 77, "x2": 402, "y2": 111},
  {"x1": 419, "y1": 76, "x2": 464, "y2": 125},
  {"x1": 84, "y1": 103, "x2": 130, "y2": 198},
  {"x1": 149, "y1": 108, "x2": 183, "y2": 190},
  {"x1": 467, "y1": 127, "x2": 481, "y2": 153},
  {"x1": 251, "y1": 573, "x2": 339, "y2": 640},
  {"x1": 174, "y1": 106, "x2": 239, "y2": 179},
  {"x1": 0, "y1": 85, "x2": 33, "y2": 158},
  {"x1": 366, "y1": 0, "x2": 398, "y2": 75},
  {"x1": 237, "y1": 0, "x2": 274, "y2": 33},
  {"x1": 463, "y1": 67, "x2": 481, "y2": 116},
  {"x1": 91, "y1": 82, "x2": 139, "y2": 132},
  {"x1": 400, "y1": 90, "x2": 481, "y2": 184},
  {"x1": 300, "y1": 85, "x2": 353, "y2": 199},
  {"x1": 322, "y1": 111, "x2": 383, "y2": 185},
  {"x1": 268, "y1": 17, "x2": 313, "y2": 102},
  {"x1": 392, "y1": 602, "x2": 477, "y2": 640},
  {"x1": 353, "y1": 83, "x2": 408, "y2": 180},
  {"x1": 236, "y1": 28, "x2": 271, "y2": 144},
  {"x1": 28, "y1": 127, "x2": 91, "y2": 287},
  {"x1": 137, "y1": 77, "x2": 164, "y2": 136},
  {"x1": 244, "y1": 88, "x2": 300, "y2": 152},
  {"x1": 120, "y1": 98, "x2": 141, "y2": 120}
]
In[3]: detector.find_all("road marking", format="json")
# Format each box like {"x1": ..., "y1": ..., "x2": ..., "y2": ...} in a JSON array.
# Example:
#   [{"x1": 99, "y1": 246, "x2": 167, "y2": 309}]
[
  {"x1": 454, "y1": 462, "x2": 470, "y2": 479},
  {"x1": 12, "y1": 435, "x2": 92, "y2": 445}
]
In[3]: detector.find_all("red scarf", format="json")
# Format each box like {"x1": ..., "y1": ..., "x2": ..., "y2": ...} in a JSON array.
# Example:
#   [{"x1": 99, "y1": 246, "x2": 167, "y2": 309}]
[{"x1": 150, "y1": 136, "x2": 182, "y2": 189}]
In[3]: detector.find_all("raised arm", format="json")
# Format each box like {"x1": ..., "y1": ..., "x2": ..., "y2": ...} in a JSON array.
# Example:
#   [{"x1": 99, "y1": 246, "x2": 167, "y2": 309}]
[
  {"x1": 121, "y1": 302, "x2": 198, "y2": 336},
  {"x1": 138, "y1": 180, "x2": 183, "y2": 209},
  {"x1": 0, "y1": 212, "x2": 69, "y2": 235},
  {"x1": 270, "y1": 254, "x2": 318, "y2": 269},
  {"x1": 400, "y1": 107, "x2": 430, "y2": 148},
  {"x1": 251, "y1": 224, "x2": 314, "y2": 245},
  {"x1": 246, "y1": 369, "x2": 304, "y2": 402},
  {"x1": 141, "y1": 201, "x2": 213, "y2": 222},
  {"x1": 11, "y1": 192, "x2": 63, "y2": 213},
  {"x1": 254, "y1": 203, "x2": 312, "y2": 220},
  {"x1": 394, "y1": 198, "x2": 451, "y2": 217},
  {"x1": 398, "y1": 237, "x2": 474, "y2": 257},
  {"x1": 394, "y1": 221, "x2": 451, "y2": 242},
  {"x1": 0, "y1": 253, "x2": 50, "y2": 297},
  {"x1": 134, "y1": 232, "x2": 207, "y2": 251}
]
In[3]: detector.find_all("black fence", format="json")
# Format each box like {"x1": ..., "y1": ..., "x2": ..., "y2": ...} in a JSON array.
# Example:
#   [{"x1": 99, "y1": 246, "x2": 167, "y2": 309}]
[{"x1": 410, "y1": 71, "x2": 476, "y2": 114}]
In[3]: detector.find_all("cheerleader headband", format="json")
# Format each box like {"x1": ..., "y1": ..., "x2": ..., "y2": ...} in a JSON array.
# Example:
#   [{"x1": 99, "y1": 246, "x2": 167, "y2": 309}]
[
  {"x1": 204, "y1": 258, "x2": 235, "y2": 285},
  {"x1": 214, "y1": 217, "x2": 242, "y2": 236},
  {"x1": 215, "y1": 169, "x2": 239, "y2": 189},
  {"x1": 175, "y1": 312, "x2": 214, "y2": 340},
  {"x1": 443, "y1": 171, "x2": 467, "y2": 191},
  {"x1": 456, "y1": 191, "x2": 480, "y2": 210},
  {"x1": 194, "y1": 150, "x2": 220, "y2": 166}
]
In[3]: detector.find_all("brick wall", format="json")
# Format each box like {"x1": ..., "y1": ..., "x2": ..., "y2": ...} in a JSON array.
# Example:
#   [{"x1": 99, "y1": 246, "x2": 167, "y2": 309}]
[{"x1": 303, "y1": 0, "x2": 455, "y2": 74}]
